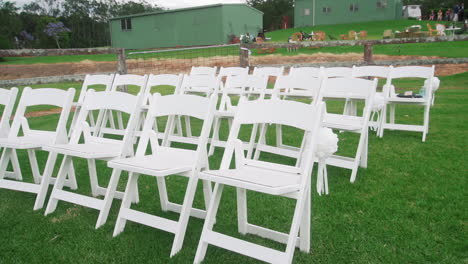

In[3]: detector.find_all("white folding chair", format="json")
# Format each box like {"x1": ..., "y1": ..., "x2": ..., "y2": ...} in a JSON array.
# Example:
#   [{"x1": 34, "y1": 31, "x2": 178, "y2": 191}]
[
  {"x1": 109, "y1": 93, "x2": 217, "y2": 256},
  {"x1": 176, "y1": 74, "x2": 220, "y2": 144},
  {"x1": 379, "y1": 66, "x2": 436, "y2": 142},
  {"x1": 254, "y1": 74, "x2": 323, "y2": 161},
  {"x1": 352, "y1": 65, "x2": 391, "y2": 133},
  {"x1": 218, "y1": 66, "x2": 249, "y2": 78},
  {"x1": 139, "y1": 73, "x2": 184, "y2": 138},
  {"x1": 252, "y1": 66, "x2": 284, "y2": 97},
  {"x1": 209, "y1": 74, "x2": 269, "y2": 156},
  {"x1": 41, "y1": 90, "x2": 144, "y2": 226},
  {"x1": 98, "y1": 74, "x2": 148, "y2": 136},
  {"x1": 190, "y1": 66, "x2": 217, "y2": 76},
  {"x1": 318, "y1": 77, "x2": 377, "y2": 182},
  {"x1": 324, "y1": 66, "x2": 353, "y2": 78},
  {"x1": 0, "y1": 87, "x2": 19, "y2": 179},
  {"x1": 194, "y1": 99, "x2": 325, "y2": 264},
  {"x1": 0, "y1": 87, "x2": 76, "y2": 210},
  {"x1": 69, "y1": 74, "x2": 115, "y2": 136}
]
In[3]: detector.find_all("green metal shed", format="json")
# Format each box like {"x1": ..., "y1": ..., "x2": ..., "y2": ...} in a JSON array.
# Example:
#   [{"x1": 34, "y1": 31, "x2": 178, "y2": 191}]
[
  {"x1": 109, "y1": 4, "x2": 263, "y2": 49},
  {"x1": 294, "y1": 0, "x2": 403, "y2": 27}
]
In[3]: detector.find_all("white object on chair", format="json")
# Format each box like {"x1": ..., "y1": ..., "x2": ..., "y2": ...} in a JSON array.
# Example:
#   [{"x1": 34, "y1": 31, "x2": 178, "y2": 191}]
[
  {"x1": 109, "y1": 93, "x2": 217, "y2": 257},
  {"x1": 190, "y1": 66, "x2": 218, "y2": 76},
  {"x1": 0, "y1": 87, "x2": 76, "y2": 210},
  {"x1": 194, "y1": 99, "x2": 325, "y2": 264}
]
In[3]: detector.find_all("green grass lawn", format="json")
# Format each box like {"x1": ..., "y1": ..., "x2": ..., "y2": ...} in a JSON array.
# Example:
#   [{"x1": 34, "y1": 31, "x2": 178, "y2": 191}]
[
  {"x1": 1, "y1": 19, "x2": 467, "y2": 66},
  {"x1": 0, "y1": 72, "x2": 466, "y2": 263}
]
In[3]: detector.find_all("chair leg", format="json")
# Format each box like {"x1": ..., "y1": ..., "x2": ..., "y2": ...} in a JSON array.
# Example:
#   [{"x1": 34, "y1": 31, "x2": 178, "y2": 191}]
[
  {"x1": 9, "y1": 149, "x2": 22, "y2": 180},
  {"x1": 96, "y1": 169, "x2": 123, "y2": 229},
  {"x1": 201, "y1": 180, "x2": 212, "y2": 210},
  {"x1": 156, "y1": 177, "x2": 169, "y2": 211},
  {"x1": 113, "y1": 173, "x2": 140, "y2": 237},
  {"x1": 208, "y1": 116, "x2": 221, "y2": 156},
  {"x1": 246, "y1": 123, "x2": 259, "y2": 160},
  {"x1": 350, "y1": 129, "x2": 367, "y2": 183},
  {"x1": 236, "y1": 188, "x2": 248, "y2": 235},
  {"x1": 284, "y1": 186, "x2": 308, "y2": 264},
  {"x1": 170, "y1": 174, "x2": 200, "y2": 256},
  {"x1": 34, "y1": 152, "x2": 58, "y2": 210},
  {"x1": 184, "y1": 116, "x2": 192, "y2": 137},
  {"x1": 45, "y1": 156, "x2": 73, "y2": 215},
  {"x1": 299, "y1": 186, "x2": 311, "y2": 253},
  {"x1": 389, "y1": 104, "x2": 395, "y2": 124},
  {"x1": 422, "y1": 105, "x2": 430, "y2": 142},
  {"x1": 360, "y1": 131, "x2": 368, "y2": 168},
  {"x1": 0, "y1": 148, "x2": 12, "y2": 180},
  {"x1": 27, "y1": 149, "x2": 41, "y2": 184},
  {"x1": 194, "y1": 183, "x2": 225, "y2": 264},
  {"x1": 87, "y1": 159, "x2": 100, "y2": 197},
  {"x1": 379, "y1": 105, "x2": 387, "y2": 138}
]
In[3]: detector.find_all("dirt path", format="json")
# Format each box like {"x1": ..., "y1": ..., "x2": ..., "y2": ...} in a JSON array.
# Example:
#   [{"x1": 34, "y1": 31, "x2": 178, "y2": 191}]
[{"x1": 1, "y1": 53, "x2": 466, "y2": 80}]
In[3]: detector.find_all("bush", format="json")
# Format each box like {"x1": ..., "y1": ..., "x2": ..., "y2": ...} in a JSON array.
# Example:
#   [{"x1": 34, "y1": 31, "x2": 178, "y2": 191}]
[{"x1": 0, "y1": 35, "x2": 14, "y2": 49}]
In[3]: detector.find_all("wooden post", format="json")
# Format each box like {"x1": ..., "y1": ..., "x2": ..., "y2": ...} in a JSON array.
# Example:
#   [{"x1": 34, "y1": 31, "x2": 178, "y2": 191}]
[
  {"x1": 240, "y1": 46, "x2": 250, "y2": 68},
  {"x1": 363, "y1": 43, "x2": 374, "y2": 65},
  {"x1": 116, "y1": 48, "x2": 128, "y2": 92}
]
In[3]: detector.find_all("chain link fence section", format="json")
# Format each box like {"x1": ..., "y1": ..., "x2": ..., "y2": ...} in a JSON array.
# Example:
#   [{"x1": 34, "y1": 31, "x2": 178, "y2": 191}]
[{"x1": 126, "y1": 44, "x2": 241, "y2": 75}]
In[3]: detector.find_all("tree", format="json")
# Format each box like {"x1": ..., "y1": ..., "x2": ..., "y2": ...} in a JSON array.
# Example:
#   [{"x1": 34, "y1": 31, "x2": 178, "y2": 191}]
[
  {"x1": 247, "y1": 0, "x2": 294, "y2": 31},
  {"x1": 0, "y1": 1, "x2": 22, "y2": 49},
  {"x1": 44, "y1": 21, "x2": 71, "y2": 48}
]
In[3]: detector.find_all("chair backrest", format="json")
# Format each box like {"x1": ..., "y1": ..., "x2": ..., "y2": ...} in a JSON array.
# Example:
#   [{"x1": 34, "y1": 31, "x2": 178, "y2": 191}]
[
  {"x1": 110, "y1": 74, "x2": 149, "y2": 94},
  {"x1": 71, "y1": 90, "x2": 144, "y2": 156},
  {"x1": 135, "y1": 93, "x2": 217, "y2": 159},
  {"x1": 0, "y1": 88, "x2": 18, "y2": 137},
  {"x1": 190, "y1": 66, "x2": 217, "y2": 76},
  {"x1": 78, "y1": 74, "x2": 115, "y2": 104},
  {"x1": 179, "y1": 74, "x2": 220, "y2": 96},
  {"x1": 352, "y1": 65, "x2": 391, "y2": 79},
  {"x1": 144, "y1": 74, "x2": 183, "y2": 104},
  {"x1": 318, "y1": 77, "x2": 377, "y2": 104},
  {"x1": 252, "y1": 66, "x2": 284, "y2": 78},
  {"x1": 9, "y1": 88, "x2": 75, "y2": 144},
  {"x1": 218, "y1": 67, "x2": 249, "y2": 78},
  {"x1": 220, "y1": 99, "x2": 325, "y2": 177},
  {"x1": 289, "y1": 67, "x2": 322, "y2": 78},
  {"x1": 324, "y1": 67, "x2": 353, "y2": 78},
  {"x1": 273, "y1": 74, "x2": 323, "y2": 102},
  {"x1": 387, "y1": 65, "x2": 435, "y2": 102}
]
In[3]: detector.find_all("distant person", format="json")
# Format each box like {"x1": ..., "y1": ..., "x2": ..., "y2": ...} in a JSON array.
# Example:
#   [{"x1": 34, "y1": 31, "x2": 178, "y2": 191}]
[
  {"x1": 445, "y1": 9, "x2": 451, "y2": 21},
  {"x1": 437, "y1": 9, "x2": 443, "y2": 21},
  {"x1": 453, "y1": 4, "x2": 460, "y2": 21},
  {"x1": 429, "y1": 10, "x2": 435, "y2": 20}
]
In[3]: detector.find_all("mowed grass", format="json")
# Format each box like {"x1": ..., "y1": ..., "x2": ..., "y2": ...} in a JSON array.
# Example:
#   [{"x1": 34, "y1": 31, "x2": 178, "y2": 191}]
[
  {"x1": 0, "y1": 72, "x2": 467, "y2": 263},
  {"x1": 1, "y1": 19, "x2": 467, "y2": 66}
]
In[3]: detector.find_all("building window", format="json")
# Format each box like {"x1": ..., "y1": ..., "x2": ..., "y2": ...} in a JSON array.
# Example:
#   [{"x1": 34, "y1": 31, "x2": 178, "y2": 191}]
[
  {"x1": 322, "y1": 7, "x2": 331, "y2": 13},
  {"x1": 121, "y1": 18, "x2": 132, "y2": 31},
  {"x1": 377, "y1": 0, "x2": 387, "y2": 8},
  {"x1": 303, "y1": 8, "x2": 310, "y2": 15},
  {"x1": 350, "y1": 4, "x2": 359, "y2": 12}
]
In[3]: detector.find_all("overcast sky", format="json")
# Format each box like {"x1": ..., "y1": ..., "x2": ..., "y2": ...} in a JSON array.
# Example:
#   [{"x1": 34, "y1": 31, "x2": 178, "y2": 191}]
[{"x1": 11, "y1": 0, "x2": 247, "y2": 9}]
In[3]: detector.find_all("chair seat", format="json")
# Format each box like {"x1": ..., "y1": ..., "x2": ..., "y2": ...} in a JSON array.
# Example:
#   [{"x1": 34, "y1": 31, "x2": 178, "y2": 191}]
[
  {"x1": 108, "y1": 147, "x2": 198, "y2": 177},
  {"x1": 199, "y1": 165, "x2": 301, "y2": 195},
  {"x1": 323, "y1": 113, "x2": 363, "y2": 131},
  {"x1": 44, "y1": 142, "x2": 122, "y2": 159},
  {"x1": 0, "y1": 135, "x2": 55, "y2": 149},
  {"x1": 387, "y1": 97, "x2": 426, "y2": 104}
]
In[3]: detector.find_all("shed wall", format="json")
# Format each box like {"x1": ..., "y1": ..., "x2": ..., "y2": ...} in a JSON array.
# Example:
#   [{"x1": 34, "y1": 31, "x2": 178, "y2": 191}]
[{"x1": 221, "y1": 5, "x2": 263, "y2": 42}]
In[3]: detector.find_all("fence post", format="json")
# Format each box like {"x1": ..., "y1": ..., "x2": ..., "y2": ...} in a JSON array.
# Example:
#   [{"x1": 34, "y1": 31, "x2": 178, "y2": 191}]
[
  {"x1": 116, "y1": 48, "x2": 128, "y2": 92},
  {"x1": 364, "y1": 42, "x2": 374, "y2": 65},
  {"x1": 240, "y1": 46, "x2": 250, "y2": 68}
]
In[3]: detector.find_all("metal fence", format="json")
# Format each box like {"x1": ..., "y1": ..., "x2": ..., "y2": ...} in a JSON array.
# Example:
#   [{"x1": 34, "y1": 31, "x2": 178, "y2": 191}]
[{"x1": 125, "y1": 44, "x2": 241, "y2": 75}]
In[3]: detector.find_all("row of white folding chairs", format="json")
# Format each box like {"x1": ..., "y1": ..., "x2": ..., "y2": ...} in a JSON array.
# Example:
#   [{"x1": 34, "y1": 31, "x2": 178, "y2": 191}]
[{"x1": 0, "y1": 85, "x2": 325, "y2": 263}]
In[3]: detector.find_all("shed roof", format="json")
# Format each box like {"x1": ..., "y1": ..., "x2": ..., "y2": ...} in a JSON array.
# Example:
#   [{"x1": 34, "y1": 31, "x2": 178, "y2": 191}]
[{"x1": 110, "y1": 3, "x2": 263, "y2": 20}]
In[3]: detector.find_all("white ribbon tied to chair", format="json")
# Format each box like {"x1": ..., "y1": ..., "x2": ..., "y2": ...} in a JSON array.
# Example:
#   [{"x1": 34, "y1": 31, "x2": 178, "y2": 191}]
[
  {"x1": 423, "y1": 77, "x2": 440, "y2": 92},
  {"x1": 315, "y1": 127, "x2": 339, "y2": 196},
  {"x1": 369, "y1": 92, "x2": 385, "y2": 131}
]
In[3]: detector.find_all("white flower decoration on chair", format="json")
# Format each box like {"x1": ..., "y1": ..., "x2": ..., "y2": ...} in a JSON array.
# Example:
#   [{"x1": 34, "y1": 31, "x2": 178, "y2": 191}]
[{"x1": 315, "y1": 127, "x2": 339, "y2": 195}]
